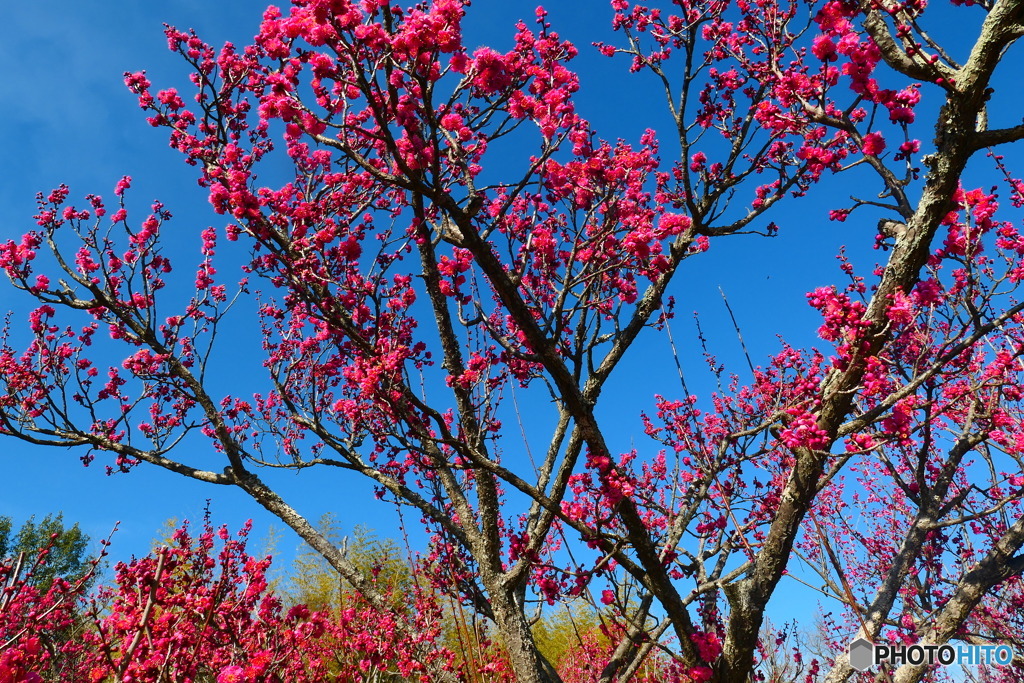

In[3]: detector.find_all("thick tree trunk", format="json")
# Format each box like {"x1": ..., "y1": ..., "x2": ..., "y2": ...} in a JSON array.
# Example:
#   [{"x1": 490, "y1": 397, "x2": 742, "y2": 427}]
[{"x1": 488, "y1": 587, "x2": 561, "y2": 683}]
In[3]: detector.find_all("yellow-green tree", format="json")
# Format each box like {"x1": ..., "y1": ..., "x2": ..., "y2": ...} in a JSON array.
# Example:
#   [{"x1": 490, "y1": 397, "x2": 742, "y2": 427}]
[
  {"x1": 281, "y1": 513, "x2": 411, "y2": 614},
  {"x1": 531, "y1": 602, "x2": 604, "y2": 670}
]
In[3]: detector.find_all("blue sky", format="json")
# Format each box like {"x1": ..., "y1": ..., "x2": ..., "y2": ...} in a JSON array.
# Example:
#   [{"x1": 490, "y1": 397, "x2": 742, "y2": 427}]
[{"x1": 0, "y1": 0, "x2": 983, "y2": 632}]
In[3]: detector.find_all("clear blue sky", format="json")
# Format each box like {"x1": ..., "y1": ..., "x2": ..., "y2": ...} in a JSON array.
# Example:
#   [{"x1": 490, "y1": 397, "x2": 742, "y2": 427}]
[{"x1": 1, "y1": 0, "x2": 995, "y2": 630}]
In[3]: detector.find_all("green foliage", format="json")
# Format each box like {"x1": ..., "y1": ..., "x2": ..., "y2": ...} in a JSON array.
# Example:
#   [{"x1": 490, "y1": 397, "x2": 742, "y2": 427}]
[
  {"x1": 0, "y1": 512, "x2": 90, "y2": 592},
  {"x1": 282, "y1": 513, "x2": 411, "y2": 613},
  {"x1": 532, "y1": 602, "x2": 604, "y2": 668},
  {"x1": 251, "y1": 522, "x2": 286, "y2": 592},
  {"x1": 0, "y1": 516, "x2": 10, "y2": 559}
]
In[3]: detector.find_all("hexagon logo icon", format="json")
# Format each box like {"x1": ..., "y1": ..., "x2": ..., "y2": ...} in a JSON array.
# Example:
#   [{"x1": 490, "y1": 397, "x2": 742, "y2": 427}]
[{"x1": 849, "y1": 638, "x2": 875, "y2": 672}]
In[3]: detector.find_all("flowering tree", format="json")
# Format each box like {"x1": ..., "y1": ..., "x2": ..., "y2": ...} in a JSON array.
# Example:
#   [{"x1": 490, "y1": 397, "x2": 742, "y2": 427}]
[
  {"x1": 82, "y1": 516, "x2": 461, "y2": 682},
  {"x1": 0, "y1": 527, "x2": 108, "y2": 682},
  {"x1": 2, "y1": 0, "x2": 1024, "y2": 680},
  {"x1": 1, "y1": 517, "x2": 469, "y2": 682}
]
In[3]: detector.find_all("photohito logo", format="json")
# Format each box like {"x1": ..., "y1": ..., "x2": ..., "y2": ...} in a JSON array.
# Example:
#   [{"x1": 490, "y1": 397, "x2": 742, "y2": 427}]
[{"x1": 848, "y1": 638, "x2": 1014, "y2": 671}]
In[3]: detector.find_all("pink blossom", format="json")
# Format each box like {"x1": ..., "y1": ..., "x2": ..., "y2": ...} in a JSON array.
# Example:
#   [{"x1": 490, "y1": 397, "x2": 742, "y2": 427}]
[
  {"x1": 811, "y1": 35, "x2": 838, "y2": 62},
  {"x1": 217, "y1": 665, "x2": 246, "y2": 683},
  {"x1": 861, "y1": 131, "x2": 886, "y2": 156},
  {"x1": 889, "y1": 106, "x2": 915, "y2": 123},
  {"x1": 439, "y1": 112, "x2": 463, "y2": 130},
  {"x1": 470, "y1": 47, "x2": 511, "y2": 93},
  {"x1": 658, "y1": 213, "x2": 692, "y2": 235}
]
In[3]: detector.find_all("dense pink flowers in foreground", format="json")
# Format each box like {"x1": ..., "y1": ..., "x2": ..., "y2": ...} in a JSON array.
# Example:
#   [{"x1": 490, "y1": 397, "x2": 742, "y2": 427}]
[
  {"x1": 0, "y1": 519, "x2": 687, "y2": 681},
  {"x1": 0, "y1": 520, "x2": 462, "y2": 682}
]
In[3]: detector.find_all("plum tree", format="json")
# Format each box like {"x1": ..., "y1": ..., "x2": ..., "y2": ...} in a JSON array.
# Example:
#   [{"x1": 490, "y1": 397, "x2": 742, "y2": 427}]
[{"x1": 3, "y1": 0, "x2": 1024, "y2": 680}]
